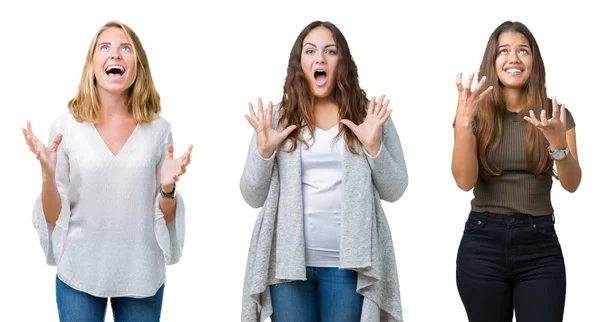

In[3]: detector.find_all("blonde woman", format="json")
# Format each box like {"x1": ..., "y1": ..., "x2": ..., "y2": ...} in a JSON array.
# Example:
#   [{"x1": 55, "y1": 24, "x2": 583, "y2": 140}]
[{"x1": 22, "y1": 21, "x2": 192, "y2": 322}]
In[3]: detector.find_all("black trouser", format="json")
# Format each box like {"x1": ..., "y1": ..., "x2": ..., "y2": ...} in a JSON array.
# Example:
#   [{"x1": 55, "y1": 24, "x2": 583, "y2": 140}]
[{"x1": 456, "y1": 211, "x2": 566, "y2": 322}]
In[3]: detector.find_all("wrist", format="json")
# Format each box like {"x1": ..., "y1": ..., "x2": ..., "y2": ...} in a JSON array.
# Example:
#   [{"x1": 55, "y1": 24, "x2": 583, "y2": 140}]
[
  {"x1": 258, "y1": 147, "x2": 275, "y2": 159},
  {"x1": 41, "y1": 170, "x2": 55, "y2": 182},
  {"x1": 364, "y1": 142, "x2": 381, "y2": 156},
  {"x1": 548, "y1": 135, "x2": 568, "y2": 152},
  {"x1": 161, "y1": 183, "x2": 175, "y2": 194},
  {"x1": 454, "y1": 116, "x2": 474, "y2": 129}
]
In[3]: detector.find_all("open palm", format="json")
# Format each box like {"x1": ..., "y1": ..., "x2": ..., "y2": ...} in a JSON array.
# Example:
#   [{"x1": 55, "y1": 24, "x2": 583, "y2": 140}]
[
  {"x1": 244, "y1": 98, "x2": 296, "y2": 158},
  {"x1": 340, "y1": 95, "x2": 392, "y2": 155},
  {"x1": 22, "y1": 121, "x2": 62, "y2": 176},
  {"x1": 523, "y1": 97, "x2": 567, "y2": 146},
  {"x1": 161, "y1": 144, "x2": 193, "y2": 189}
]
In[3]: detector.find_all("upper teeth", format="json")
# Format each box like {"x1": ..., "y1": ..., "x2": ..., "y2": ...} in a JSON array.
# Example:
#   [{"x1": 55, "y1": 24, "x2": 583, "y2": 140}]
[
  {"x1": 316, "y1": 69, "x2": 324, "y2": 72},
  {"x1": 506, "y1": 68, "x2": 521, "y2": 73},
  {"x1": 106, "y1": 65, "x2": 124, "y2": 72}
]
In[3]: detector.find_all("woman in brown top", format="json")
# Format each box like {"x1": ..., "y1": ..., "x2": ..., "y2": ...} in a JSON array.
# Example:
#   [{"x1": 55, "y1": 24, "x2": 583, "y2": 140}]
[{"x1": 452, "y1": 21, "x2": 581, "y2": 322}]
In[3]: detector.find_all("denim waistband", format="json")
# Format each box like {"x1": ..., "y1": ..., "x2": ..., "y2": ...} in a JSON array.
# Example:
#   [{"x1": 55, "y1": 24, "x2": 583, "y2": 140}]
[{"x1": 469, "y1": 211, "x2": 554, "y2": 227}]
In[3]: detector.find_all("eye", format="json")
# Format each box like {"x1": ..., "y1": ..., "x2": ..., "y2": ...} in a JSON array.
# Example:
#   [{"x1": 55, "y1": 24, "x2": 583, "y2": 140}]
[
  {"x1": 519, "y1": 48, "x2": 529, "y2": 54},
  {"x1": 121, "y1": 45, "x2": 132, "y2": 53},
  {"x1": 100, "y1": 44, "x2": 110, "y2": 51},
  {"x1": 305, "y1": 49, "x2": 314, "y2": 54},
  {"x1": 326, "y1": 49, "x2": 337, "y2": 55},
  {"x1": 499, "y1": 49, "x2": 508, "y2": 55}
]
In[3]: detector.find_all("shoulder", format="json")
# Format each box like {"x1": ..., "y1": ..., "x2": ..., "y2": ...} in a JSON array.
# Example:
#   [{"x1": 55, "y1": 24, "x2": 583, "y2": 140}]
[
  {"x1": 50, "y1": 111, "x2": 80, "y2": 132},
  {"x1": 547, "y1": 98, "x2": 576, "y2": 130},
  {"x1": 564, "y1": 106, "x2": 576, "y2": 130},
  {"x1": 145, "y1": 115, "x2": 172, "y2": 132}
]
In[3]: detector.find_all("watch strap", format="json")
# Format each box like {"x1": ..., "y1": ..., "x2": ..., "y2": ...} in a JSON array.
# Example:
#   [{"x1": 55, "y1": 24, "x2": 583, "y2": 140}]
[{"x1": 160, "y1": 184, "x2": 176, "y2": 199}]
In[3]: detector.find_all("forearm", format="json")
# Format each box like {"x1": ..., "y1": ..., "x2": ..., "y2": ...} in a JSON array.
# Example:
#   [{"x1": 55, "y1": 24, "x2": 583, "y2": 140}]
[
  {"x1": 452, "y1": 124, "x2": 479, "y2": 191},
  {"x1": 555, "y1": 155, "x2": 581, "y2": 192},
  {"x1": 549, "y1": 128, "x2": 581, "y2": 193},
  {"x1": 240, "y1": 137, "x2": 276, "y2": 208},
  {"x1": 159, "y1": 184, "x2": 177, "y2": 224},
  {"x1": 365, "y1": 118, "x2": 409, "y2": 202},
  {"x1": 41, "y1": 175, "x2": 61, "y2": 226}
]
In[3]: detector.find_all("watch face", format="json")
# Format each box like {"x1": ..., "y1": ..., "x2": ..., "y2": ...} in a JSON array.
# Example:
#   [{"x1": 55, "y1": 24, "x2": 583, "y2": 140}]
[{"x1": 552, "y1": 150, "x2": 566, "y2": 160}]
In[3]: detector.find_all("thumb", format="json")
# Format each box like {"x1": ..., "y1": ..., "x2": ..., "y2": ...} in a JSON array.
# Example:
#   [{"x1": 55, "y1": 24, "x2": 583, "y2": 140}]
[
  {"x1": 166, "y1": 144, "x2": 174, "y2": 159},
  {"x1": 279, "y1": 125, "x2": 297, "y2": 139},
  {"x1": 340, "y1": 119, "x2": 358, "y2": 132},
  {"x1": 50, "y1": 134, "x2": 63, "y2": 151}
]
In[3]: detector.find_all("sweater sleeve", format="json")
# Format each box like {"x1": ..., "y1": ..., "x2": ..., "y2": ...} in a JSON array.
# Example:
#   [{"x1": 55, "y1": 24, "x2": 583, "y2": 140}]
[
  {"x1": 32, "y1": 119, "x2": 71, "y2": 266},
  {"x1": 363, "y1": 117, "x2": 409, "y2": 202},
  {"x1": 153, "y1": 126, "x2": 186, "y2": 265},
  {"x1": 239, "y1": 105, "x2": 280, "y2": 209}
]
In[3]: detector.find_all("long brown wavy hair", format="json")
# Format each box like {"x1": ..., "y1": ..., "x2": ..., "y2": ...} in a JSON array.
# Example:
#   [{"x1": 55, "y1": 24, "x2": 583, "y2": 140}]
[
  {"x1": 476, "y1": 21, "x2": 554, "y2": 177},
  {"x1": 68, "y1": 21, "x2": 161, "y2": 124},
  {"x1": 278, "y1": 21, "x2": 368, "y2": 154}
]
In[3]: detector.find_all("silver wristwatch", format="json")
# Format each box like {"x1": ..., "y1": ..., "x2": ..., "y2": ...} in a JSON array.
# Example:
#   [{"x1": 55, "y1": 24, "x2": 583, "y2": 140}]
[{"x1": 548, "y1": 145, "x2": 569, "y2": 161}]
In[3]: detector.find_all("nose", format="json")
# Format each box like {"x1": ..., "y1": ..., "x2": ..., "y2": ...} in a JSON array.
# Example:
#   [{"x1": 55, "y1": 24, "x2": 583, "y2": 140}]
[
  {"x1": 508, "y1": 50, "x2": 521, "y2": 63},
  {"x1": 315, "y1": 50, "x2": 326, "y2": 64},
  {"x1": 110, "y1": 47, "x2": 122, "y2": 60}
]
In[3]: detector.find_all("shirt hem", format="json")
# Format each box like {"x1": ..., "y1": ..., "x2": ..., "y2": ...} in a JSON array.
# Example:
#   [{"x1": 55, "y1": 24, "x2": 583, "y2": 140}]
[{"x1": 56, "y1": 272, "x2": 165, "y2": 298}]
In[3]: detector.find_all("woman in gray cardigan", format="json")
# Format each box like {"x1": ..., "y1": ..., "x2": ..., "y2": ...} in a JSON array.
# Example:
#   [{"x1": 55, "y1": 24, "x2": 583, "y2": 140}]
[{"x1": 240, "y1": 21, "x2": 409, "y2": 322}]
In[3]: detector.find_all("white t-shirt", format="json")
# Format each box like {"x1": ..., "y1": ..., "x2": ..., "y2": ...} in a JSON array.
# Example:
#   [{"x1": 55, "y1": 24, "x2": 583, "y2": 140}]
[{"x1": 300, "y1": 125, "x2": 344, "y2": 267}]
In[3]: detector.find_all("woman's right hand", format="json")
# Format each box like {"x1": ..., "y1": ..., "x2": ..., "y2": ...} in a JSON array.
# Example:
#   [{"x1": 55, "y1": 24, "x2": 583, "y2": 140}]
[
  {"x1": 22, "y1": 121, "x2": 63, "y2": 178},
  {"x1": 244, "y1": 98, "x2": 297, "y2": 158},
  {"x1": 455, "y1": 72, "x2": 493, "y2": 128}
]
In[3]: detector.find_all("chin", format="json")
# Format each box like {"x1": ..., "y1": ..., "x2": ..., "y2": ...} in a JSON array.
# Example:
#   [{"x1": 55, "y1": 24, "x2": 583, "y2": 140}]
[
  {"x1": 98, "y1": 83, "x2": 130, "y2": 94},
  {"x1": 311, "y1": 87, "x2": 334, "y2": 99},
  {"x1": 500, "y1": 82, "x2": 527, "y2": 89}
]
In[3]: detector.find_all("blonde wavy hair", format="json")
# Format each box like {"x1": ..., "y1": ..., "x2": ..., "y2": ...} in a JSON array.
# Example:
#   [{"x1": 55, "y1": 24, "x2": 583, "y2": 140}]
[{"x1": 68, "y1": 21, "x2": 160, "y2": 124}]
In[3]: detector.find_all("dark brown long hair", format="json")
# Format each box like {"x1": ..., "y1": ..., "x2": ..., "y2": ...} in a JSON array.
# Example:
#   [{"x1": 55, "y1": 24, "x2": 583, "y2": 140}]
[
  {"x1": 476, "y1": 21, "x2": 554, "y2": 177},
  {"x1": 278, "y1": 21, "x2": 368, "y2": 154}
]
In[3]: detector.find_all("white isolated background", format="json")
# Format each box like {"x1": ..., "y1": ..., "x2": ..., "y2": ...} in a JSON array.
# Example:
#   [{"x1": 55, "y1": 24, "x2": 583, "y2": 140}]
[{"x1": 0, "y1": 0, "x2": 597, "y2": 321}]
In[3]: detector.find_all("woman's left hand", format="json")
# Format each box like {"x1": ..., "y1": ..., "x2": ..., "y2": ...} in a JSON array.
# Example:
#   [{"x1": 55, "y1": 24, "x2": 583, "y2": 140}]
[
  {"x1": 523, "y1": 97, "x2": 568, "y2": 149},
  {"x1": 161, "y1": 144, "x2": 193, "y2": 193},
  {"x1": 340, "y1": 94, "x2": 392, "y2": 155}
]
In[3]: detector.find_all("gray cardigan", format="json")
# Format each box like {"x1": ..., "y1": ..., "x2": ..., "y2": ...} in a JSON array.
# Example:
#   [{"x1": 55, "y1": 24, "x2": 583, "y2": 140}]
[{"x1": 240, "y1": 105, "x2": 408, "y2": 321}]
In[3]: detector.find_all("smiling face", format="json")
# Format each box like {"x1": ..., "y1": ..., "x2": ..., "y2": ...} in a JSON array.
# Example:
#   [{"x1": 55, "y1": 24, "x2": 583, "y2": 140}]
[
  {"x1": 92, "y1": 27, "x2": 136, "y2": 94},
  {"x1": 495, "y1": 31, "x2": 533, "y2": 89},
  {"x1": 300, "y1": 27, "x2": 339, "y2": 99}
]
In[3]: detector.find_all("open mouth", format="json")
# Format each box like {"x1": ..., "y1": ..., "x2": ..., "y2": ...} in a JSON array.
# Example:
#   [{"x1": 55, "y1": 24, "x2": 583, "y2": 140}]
[
  {"x1": 105, "y1": 65, "x2": 125, "y2": 76},
  {"x1": 504, "y1": 67, "x2": 524, "y2": 75},
  {"x1": 314, "y1": 69, "x2": 327, "y2": 86}
]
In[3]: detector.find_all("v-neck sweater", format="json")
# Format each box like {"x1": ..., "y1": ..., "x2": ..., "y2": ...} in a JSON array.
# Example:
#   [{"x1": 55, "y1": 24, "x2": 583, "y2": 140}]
[{"x1": 32, "y1": 112, "x2": 186, "y2": 298}]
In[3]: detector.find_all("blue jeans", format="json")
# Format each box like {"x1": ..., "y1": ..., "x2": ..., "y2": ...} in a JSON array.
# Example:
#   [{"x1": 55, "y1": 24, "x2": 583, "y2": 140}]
[
  {"x1": 270, "y1": 267, "x2": 364, "y2": 322},
  {"x1": 457, "y1": 211, "x2": 566, "y2": 322},
  {"x1": 55, "y1": 275, "x2": 164, "y2": 322}
]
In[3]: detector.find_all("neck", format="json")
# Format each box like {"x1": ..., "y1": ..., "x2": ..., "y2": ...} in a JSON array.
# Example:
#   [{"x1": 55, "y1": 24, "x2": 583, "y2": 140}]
[
  {"x1": 97, "y1": 86, "x2": 130, "y2": 121},
  {"x1": 503, "y1": 87, "x2": 527, "y2": 112},
  {"x1": 314, "y1": 95, "x2": 337, "y2": 111}
]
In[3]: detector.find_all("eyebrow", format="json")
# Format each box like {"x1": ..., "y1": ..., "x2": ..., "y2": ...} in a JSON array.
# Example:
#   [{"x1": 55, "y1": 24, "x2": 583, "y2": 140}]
[
  {"x1": 303, "y1": 42, "x2": 337, "y2": 48},
  {"x1": 97, "y1": 42, "x2": 132, "y2": 47},
  {"x1": 498, "y1": 44, "x2": 531, "y2": 48}
]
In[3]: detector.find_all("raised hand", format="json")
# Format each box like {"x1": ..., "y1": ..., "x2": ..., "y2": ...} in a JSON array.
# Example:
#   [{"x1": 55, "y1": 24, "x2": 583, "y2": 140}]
[
  {"x1": 244, "y1": 98, "x2": 297, "y2": 158},
  {"x1": 340, "y1": 94, "x2": 392, "y2": 156},
  {"x1": 22, "y1": 121, "x2": 63, "y2": 177},
  {"x1": 455, "y1": 72, "x2": 493, "y2": 127},
  {"x1": 523, "y1": 97, "x2": 568, "y2": 149},
  {"x1": 161, "y1": 144, "x2": 193, "y2": 192}
]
